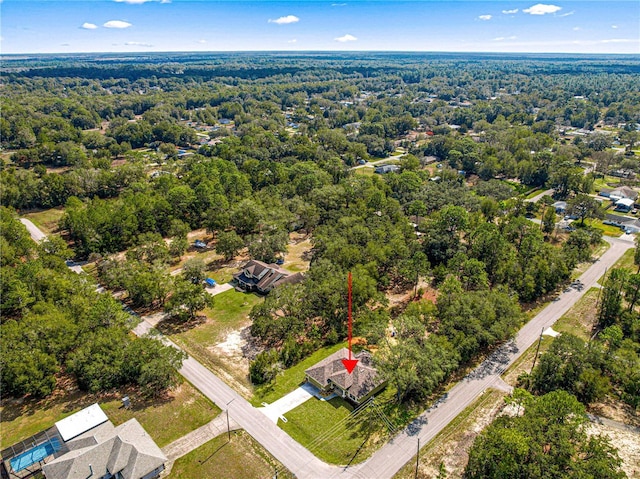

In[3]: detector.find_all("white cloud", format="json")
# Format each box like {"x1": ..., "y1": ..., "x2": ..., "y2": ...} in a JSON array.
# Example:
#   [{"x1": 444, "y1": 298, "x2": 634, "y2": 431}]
[
  {"x1": 502, "y1": 9, "x2": 519, "y2": 14},
  {"x1": 493, "y1": 37, "x2": 505, "y2": 41},
  {"x1": 268, "y1": 15, "x2": 300, "y2": 24},
  {"x1": 103, "y1": 20, "x2": 133, "y2": 28},
  {"x1": 160, "y1": 0, "x2": 171, "y2": 3},
  {"x1": 611, "y1": 25, "x2": 618, "y2": 29},
  {"x1": 600, "y1": 38, "x2": 636, "y2": 44},
  {"x1": 494, "y1": 35, "x2": 517, "y2": 41},
  {"x1": 523, "y1": 4, "x2": 562, "y2": 15},
  {"x1": 573, "y1": 26, "x2": 581, "y2": 31},
  {"x1": 479, "y1": 15, "x2": 492, "y2": 20},
  {"x1": 197, "y1": 39, "x2": 207, "y2": 44},
  {"x1": 60, "y1": 43, "x2": 71, "y2": 46},
  {"x1": 288, "y1": 39, "x2": 297, "y2": 43},
  {"x1": 335, "y1": 34, "x2": 357, "y2": 42},
  {"x1": 114, "y1": 0, "x2": 152, "y2": 3},
  {"x1": 558, "y1": 11, "x2": 575, "y2": 17},
  {"x1": 332, "y1": 3, "x2": 347, "y2": 6},
  {"x1": 124, "y1": 41, "x2": 154, "y2": 47},
  {"x1": 81, "y1": 22, "x2": 98, "y2": 30}
]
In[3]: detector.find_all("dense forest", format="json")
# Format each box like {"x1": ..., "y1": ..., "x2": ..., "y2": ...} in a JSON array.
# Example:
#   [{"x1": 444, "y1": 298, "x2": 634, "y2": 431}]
[{"x1": 1, "y1": 54, "x2": 639, "y2": 467}]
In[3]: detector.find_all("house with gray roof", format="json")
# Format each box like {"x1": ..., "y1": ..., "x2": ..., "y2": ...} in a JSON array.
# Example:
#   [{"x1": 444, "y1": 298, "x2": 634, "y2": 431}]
[
  {"x1": 2, "y1": 404, "x2": 165, "y2": 479},
  {"x1": 42, "y1": 416, "x2": 166, "y2": 479},
  {"x1": 304, "y1": 348, "x2": 386, "y2": 405},
  {"x1": 233, "y1": 260, "x2": 303, "y2": 294}
]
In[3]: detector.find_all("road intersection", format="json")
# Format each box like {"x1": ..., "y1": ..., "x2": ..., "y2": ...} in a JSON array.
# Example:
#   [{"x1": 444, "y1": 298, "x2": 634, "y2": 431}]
[{"x1": 21, "y1": 218, "x2": 635, "y2": 478}]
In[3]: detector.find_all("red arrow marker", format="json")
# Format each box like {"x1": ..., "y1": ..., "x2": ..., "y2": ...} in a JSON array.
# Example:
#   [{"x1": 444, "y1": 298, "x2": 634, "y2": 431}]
[{"x1": 341, "y1": 271, "x2": 359, "y2": 374}]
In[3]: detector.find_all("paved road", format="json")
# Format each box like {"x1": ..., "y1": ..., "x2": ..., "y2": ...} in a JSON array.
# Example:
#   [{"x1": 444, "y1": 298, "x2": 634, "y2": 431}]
[
  {"x1": 19, "y1": 218, "x2": 47, "y2": 242},
  {"x1": 524, "y1": 188, "x2": 554, "y2": 203},
  {"x1": 21, "y1": 217, "x2": 635, "y2": 478}
]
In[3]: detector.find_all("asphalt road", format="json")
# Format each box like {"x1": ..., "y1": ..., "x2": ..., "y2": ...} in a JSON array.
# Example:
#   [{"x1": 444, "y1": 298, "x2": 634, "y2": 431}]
[
  {"x1": 21, "y1": 217, "x2": 635, "y2": 479},
  {"x1": 19, "y1": 218, "x2": 47, "y2": 242}
]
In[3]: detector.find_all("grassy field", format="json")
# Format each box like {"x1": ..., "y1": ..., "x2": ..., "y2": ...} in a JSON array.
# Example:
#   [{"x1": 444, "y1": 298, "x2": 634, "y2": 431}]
[
  {"x1": 610, "y1": 247, "x2": 637, "y2": 271},
  {"x1": 0, "y1": 381, "x2": 219, "y2": 450},
  {"x1": 283, "y1": 233, "x2": 312, "y2": 273},
  {"x1": 354, "y1": 167, "x2": 375, "y2": 176},
  {"x1": 22, "y1": 207, "x2": 65, "y2": 235},
  {"x1": 392, "y1": 389, "x2": 506, "y2": 479},
  {"x1": 279, "y1": 395, "x2": 390, "y2": 465},
  {"x1": 169, "y1": 430, "x2": 293, "y2": 479},
  {"x1": 251, "y1": 342, "x2": 346, "y2": 406},
  {"x1": 582, "y1": 219, "x2": 624, "y2": 237},
  {"x1": 553, "y1": 287, "x2": 599, "y2": 340},
  {"x1": 169, "y1": 289, "x2": 262, "y2": 397}
]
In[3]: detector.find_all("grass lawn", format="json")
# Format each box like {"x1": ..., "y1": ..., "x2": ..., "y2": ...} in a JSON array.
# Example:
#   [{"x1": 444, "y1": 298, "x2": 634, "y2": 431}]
[
  {"x1": 354, "y1": 167, "x2": 374, "y2": 176},
  {"x1": 593, "y1": 175, "x2": 620, "y2": 192},
  {"x1": 609, "y1": 247, "x2": 637, "y2": 272},
  {"x1": 283, "y1": 233, "x2": 312, "y2": 273},
  {"x1": 524, "y1": 187, "x2": 542, "y2": 199},
  {"x1": 169, "y1": 289, "x2": 262, "y2": 397},
  {"x1": 22, "y1": 207, "x2": 65, "y2": 235},
  {"x1": 582, "y1": 219, "x2": 623, "y2": 237},
  {"x1": 279, "y1": 395, "x2": 389, "y2": 465},
  {"x1": 169, "y1": 430, "x2": 293, "y2": 479},
  {"x1": 553, "y1": 287, "x2": 599, "y2": 341},
  {"x1": 0, "y1": 381, "x2": 219, "y2": 450},
  {"x1": 251, "y1": 342, "x2": 346, "y2": 406}
]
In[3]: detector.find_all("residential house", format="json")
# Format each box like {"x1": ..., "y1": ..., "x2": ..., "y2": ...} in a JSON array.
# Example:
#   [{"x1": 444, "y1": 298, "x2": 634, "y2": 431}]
[
  {"x1": 553, "y1": 201, "x2": 567, "y2": 214},
  {"x1": 615, "y1": 198, "x2": 635, "y2": 213},
  {"x1": 304, "y1": 348, "x2": 387, "y2": 405},
  {"x1": 233, "y1": 260, "x2": 303, "y2": 294},
  {"x1": 609, "y1": 186, "x2": 638, "y2": 202},
  {"x1": 374, "y1": 165, "x2": 400, "y2": 174},
  {"x1": 2, "y1": 404, "x2": 166, "y2": 479}
]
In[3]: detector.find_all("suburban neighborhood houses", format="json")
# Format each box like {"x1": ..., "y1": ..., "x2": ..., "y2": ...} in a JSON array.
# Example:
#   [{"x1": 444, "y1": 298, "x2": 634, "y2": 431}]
[{"x1": 2, "y1": 48, "x2": 640, "y2": 479}]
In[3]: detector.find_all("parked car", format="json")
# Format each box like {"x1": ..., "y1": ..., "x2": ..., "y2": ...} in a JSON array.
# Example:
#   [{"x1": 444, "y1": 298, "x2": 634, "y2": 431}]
[
  {"x1": 205, "y1": 278, "x2": 217, "y2": 287},
  {"x1": 275, "y1": 258, "x2": 284, "y2": 265},
  {"x1": 194, "y1": 240, "x2": 207, "y2": 249}
]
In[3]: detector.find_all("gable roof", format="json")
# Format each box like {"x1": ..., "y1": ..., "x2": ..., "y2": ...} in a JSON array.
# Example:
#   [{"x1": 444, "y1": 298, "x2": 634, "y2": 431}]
[
  {"x1": 305, "y1": 348, "x2": 385, "y2": 402},
  {"x1": 610, "y1": 186, "x2": 638, "y2": 200},
  {"x1": 234, "y1": 260, "x2": 304, "y2": 292},
  {"x1": 42, "y1": 419, "x2": 166, "y2": 479}
]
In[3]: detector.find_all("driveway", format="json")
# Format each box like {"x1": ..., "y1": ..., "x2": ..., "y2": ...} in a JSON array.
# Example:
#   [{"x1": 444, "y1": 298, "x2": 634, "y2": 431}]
[
  {"x1": 205, "y1": 282, "x2": 233, "y2": 296},
  {"x1": 19, "y1": 218, "x2": 47, "y2": 242},
  {"x1": 259, "y1": 382, "x2": 317, "y2": 423}
]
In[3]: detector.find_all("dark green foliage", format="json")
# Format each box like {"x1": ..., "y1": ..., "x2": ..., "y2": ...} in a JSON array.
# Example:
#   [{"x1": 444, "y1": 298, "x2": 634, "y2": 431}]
[
  {"x1": 0, "y1": 208, "x2": 185, "y2": 398},
  {"x1": 464, "y1": 391, "x2": 625, "y2": 479},
  {"x1": 249, "y1": 350, "x2": 280, "y2": 385}
]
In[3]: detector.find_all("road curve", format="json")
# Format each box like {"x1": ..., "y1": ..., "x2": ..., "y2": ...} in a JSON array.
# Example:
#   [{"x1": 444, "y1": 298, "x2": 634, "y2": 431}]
[{"x1": 21, "y1": 216, "x2": 635, "y2": 478}]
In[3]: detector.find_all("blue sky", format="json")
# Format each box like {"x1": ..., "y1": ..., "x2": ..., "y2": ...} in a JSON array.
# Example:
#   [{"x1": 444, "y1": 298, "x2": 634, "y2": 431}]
[{"x1": 2, "y1": 1, "x2": 639, "y2": 54}]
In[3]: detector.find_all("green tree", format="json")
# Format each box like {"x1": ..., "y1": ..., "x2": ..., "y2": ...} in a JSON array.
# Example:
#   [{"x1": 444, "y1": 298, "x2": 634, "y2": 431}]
[
  {"x1": 464, "y1": 390, "x2": 624, "y2": 479},
  {"x1": 567, "y1": 193, "x2": 602, "y2": 226},
  {"x1": 165, "y1": 278, "x2": 214, "y2": 321},
  {"x1": 215, "y1": 230, "x2": 245, "y2": 261}
]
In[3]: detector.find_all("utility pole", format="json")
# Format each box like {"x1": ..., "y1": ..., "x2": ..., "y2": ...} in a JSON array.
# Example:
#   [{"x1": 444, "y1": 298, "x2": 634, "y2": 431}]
[
  {"x1": 414, "y1": 437, "x2": 420, "y2": 479},
  {"x1": 530, "y1": 328, "x2": 545, "y2": 375},
  {"x1": 226, "y1": 398, "x2": 235, "y2": 442}
]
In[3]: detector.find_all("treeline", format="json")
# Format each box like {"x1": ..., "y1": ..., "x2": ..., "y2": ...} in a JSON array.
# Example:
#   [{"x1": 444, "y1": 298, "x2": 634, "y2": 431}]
[
  {"x1": 0, "y1": 208, "x2": 185, "y2": 398},
  {"x1": 464, "y1": 257, "x2": 640, "y2": 479}
]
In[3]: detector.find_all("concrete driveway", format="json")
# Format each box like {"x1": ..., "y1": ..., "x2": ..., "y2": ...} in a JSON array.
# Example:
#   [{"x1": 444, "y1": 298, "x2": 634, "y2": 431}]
[
  {"x1": 259, "y1": 382, "x2": 317, "y2": 423},
  {"x1": 205, "y1": 282, "x2": 233, "y2": 296}
]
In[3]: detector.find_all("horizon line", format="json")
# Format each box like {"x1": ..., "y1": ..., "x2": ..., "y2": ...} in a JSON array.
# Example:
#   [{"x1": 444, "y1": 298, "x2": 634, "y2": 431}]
[{"x1": 3, "y1": 49, "x2": 640, "y2": 57}]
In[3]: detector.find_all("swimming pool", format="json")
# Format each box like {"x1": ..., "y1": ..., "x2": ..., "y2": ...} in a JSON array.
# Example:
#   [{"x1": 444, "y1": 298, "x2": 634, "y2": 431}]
[{"x1": 9, "y1": 437, "x2": 62, "y2": 472}]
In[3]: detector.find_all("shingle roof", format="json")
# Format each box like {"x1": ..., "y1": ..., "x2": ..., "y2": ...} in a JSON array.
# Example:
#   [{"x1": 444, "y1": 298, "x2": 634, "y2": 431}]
[
  {"x1": 305, "y1": 348, "x2": 385, "y2": 402},
  {"x1": 42, "y1": 419, "x2": 165, "y2": 479},
  {"x1": 234, "y1": 260, "x2": 304, "y2": 292}
]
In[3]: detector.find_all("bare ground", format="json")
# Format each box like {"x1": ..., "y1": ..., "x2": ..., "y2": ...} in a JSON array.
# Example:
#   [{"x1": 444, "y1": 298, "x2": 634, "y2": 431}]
[{"x1": 586, "y1": 423, "x2": 640, "y2": 479}]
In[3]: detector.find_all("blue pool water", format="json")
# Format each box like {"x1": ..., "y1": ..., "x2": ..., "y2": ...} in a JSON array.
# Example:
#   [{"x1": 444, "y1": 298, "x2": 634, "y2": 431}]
[{"x1": 10, "y1": 437, "x2": 62, "y2": 472}]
